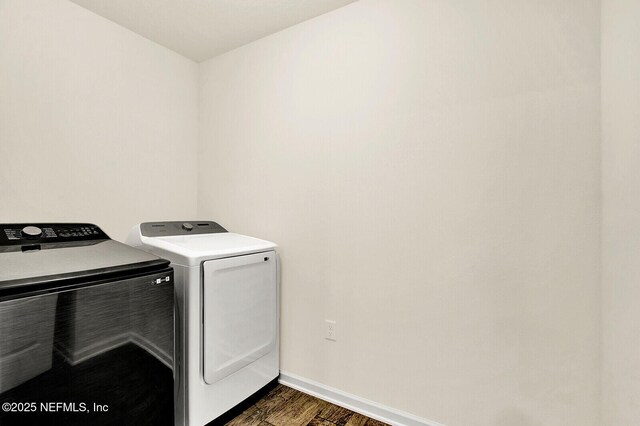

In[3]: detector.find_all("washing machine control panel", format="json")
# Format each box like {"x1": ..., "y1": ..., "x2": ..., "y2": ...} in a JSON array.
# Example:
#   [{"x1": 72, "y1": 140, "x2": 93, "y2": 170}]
[
  {"x1": 0, "y1": 223, "x2": 109, "y2": 246},
  {"x1": 140, "y1": 221, "x2": 227, "y2": 237}
]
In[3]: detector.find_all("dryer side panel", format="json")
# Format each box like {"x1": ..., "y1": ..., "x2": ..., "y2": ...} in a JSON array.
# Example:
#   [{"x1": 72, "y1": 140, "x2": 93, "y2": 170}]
[{"x1": 202, "y1": 251, "x2": 276, "y2": 384}]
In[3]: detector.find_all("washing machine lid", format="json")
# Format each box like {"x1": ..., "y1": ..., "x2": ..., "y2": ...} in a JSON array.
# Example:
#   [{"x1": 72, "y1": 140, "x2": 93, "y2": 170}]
[
  {"x1": 137, "y1": 232, "x2": 277, "y2": 266},
  {"x1": 0, "y1": 223, "x2": 169, "y2": 299}
]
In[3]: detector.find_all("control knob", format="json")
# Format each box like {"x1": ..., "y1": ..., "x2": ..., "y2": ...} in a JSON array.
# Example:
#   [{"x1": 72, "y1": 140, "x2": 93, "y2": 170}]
[
  {"x1": 22, "y1": 226, "x2": 42, "y2": 239},
  {"x1": 182, "y1": 223, "x2": 193, "y2": 231}
]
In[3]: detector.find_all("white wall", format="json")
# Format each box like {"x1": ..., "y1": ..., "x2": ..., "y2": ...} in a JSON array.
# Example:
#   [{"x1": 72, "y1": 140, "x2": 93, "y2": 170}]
[
  {"x1": 602, "y1": 1, "x2": 640, "y2": 424},
  {"x1": 199, "y1": 1, "x2": 601, "y2": 425},
  {"x1": 0, "y1": 0, "x2": 608, "y2": 423},
  {"x1": 0, "y1": 0, "x2": 199, "y2": 241}
]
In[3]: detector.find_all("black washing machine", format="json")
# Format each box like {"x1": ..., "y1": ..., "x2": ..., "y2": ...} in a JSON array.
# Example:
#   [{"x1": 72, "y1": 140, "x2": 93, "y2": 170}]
[{"x1": 0, "y1": 223, "x2": 176, "y2": 426}]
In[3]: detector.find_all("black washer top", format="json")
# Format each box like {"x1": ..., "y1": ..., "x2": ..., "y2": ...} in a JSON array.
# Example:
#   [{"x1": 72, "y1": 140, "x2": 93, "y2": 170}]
[{"x1": 0, "y1": 223, "x2": 169, "y2": 300}]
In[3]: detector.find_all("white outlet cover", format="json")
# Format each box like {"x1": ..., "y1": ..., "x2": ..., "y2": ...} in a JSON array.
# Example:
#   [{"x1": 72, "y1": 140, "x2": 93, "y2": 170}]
[{"x1": 325, "y1": 320, "x2": 336, "y2": 341}]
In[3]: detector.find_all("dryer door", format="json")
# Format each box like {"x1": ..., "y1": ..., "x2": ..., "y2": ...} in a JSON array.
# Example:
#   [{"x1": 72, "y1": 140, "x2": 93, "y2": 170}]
[{"x1": 202, "y1": 251, "x2": 276, "y2": 384}]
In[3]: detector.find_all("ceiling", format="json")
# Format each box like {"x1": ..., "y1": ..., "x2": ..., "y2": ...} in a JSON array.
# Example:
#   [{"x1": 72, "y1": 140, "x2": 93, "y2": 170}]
[{"x1": 70, "y1": 0, "x2": 359, "y2": 62}]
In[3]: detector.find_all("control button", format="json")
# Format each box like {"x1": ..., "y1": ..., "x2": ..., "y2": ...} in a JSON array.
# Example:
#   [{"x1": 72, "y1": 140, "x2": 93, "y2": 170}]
[
  {"x1": 21, "y1": 226, "x2": 42, "y2": 239},
  {"x1": 182, "y1": 223, "x2": 194, "y2": 231}
]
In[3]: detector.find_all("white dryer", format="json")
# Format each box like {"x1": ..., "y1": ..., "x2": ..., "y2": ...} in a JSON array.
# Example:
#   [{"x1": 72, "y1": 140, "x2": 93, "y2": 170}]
[{"x1": 126, "y1": 221, "x2": 279, "y2": 426}]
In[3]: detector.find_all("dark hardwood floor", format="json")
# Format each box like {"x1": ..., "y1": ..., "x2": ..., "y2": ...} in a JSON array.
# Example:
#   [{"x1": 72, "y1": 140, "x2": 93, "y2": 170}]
[{"x1": 224, "y1": 384, "x2": 389, "y2": 426}]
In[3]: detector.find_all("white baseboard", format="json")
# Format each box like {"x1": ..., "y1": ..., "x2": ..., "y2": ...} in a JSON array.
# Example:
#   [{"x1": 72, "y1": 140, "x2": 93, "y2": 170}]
[{"x1": 278, "y1": 371, "x2": 446, "y2": 426}]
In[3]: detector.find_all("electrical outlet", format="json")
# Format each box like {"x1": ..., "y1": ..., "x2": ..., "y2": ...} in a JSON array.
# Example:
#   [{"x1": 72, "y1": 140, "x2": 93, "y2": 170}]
[{"x1": 325, "y1": 320, "x2": 336, "y2": 341}]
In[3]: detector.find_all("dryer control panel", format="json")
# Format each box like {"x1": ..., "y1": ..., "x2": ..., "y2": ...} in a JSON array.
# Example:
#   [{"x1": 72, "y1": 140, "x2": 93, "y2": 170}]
[{"x1": 140, "y1": 221, "x2": 227, "y2": 237}]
